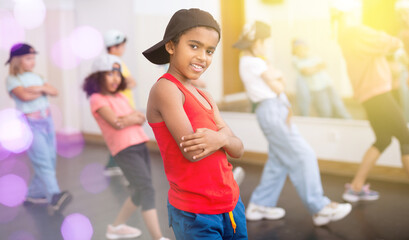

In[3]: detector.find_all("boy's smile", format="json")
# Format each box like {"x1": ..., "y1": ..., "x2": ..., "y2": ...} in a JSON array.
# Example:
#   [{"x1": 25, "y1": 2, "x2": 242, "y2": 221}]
[{"x1": 167, "y1": 26, "x2": 219, "y2": 82}]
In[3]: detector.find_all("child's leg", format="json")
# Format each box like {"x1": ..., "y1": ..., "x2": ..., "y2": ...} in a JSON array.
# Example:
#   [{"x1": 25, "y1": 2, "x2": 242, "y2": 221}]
[
  {"x1": 114, "y1": 143, "x2": 163, "y2": 238},
  {"x1": 296, "y1": 77, "x2": 311, "y2": 116},
  {"x1": 223, "y1": 197, "x2": 247, "y2": 240},
  {"x1": 327, "y1": 86, "x2": 351, "y2": 119},
  {"x1": 311, "y1": 88, "x2": 333, "y2": 118},
  {"x1": 255, "y1": 99, "x2": 330, "y2": 214},
  {"x1": 249, "y1": 150, "x2": 287, "y2": 207},
  {"x1": 167, "y1": 202, "x2": 223, "y2": 240},
  {"x1": 113, "y1": 197, "x2": 138, "y2": 226},
  {"x1": 142, "y1": 209, "x2": 163, "y2": 240},
  {"x1": 27, "y1": 118, "x2": 60, "y2": 202}
]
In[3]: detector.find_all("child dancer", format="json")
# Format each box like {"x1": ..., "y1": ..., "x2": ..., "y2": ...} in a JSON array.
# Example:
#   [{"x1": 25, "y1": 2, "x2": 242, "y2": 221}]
[
  {"x1": 291, "y1": 38, "x2": 351, "y2": 119},
  {"x1": 102, "y1": 29, "x2": 137, "y2": 177},
  {"x1": 83, "y1": 54, "x2": 168, "y2": 240},
  {"x1": 143, "y1": 8, "x2": 248, "y2": 239},
  {"x1": 233, "y1": 21, "x2": 351, "y2": 226},
  {"x1": 5, "y1": 43, "x2": 72, "y2": 213}
]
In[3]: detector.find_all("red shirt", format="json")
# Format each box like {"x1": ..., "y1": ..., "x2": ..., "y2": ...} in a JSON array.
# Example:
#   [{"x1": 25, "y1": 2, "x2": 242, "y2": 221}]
[{"x1": 149, "y1": 73, "x2": 239, "y2": 214}]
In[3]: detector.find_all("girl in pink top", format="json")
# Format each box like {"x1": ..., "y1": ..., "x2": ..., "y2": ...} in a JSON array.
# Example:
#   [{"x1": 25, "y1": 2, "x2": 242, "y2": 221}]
[{"x1": 83, "y1": 54, "x2": 169, "y2": 240}]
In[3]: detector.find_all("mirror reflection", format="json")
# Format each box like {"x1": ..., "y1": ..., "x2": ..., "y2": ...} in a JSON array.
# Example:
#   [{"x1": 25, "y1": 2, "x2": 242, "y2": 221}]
[{"x1": 217, "y1": 0, "x2": 409, "y2": 123}]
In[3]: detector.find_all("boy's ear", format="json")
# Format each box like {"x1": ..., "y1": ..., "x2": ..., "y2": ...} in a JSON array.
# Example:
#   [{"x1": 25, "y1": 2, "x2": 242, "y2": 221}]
[{"x1": 165, "y1": 41, "x2": 175, "y2": 55}]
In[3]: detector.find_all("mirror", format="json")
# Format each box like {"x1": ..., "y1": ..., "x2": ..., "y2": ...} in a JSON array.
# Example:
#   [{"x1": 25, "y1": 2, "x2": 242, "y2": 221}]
[{"x1": 217, "y1": 0, "x2": 409, "y2": 123}]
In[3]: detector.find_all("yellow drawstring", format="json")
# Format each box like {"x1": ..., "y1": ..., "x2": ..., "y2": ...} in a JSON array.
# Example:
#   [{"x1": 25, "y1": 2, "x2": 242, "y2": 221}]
[{"x1": 228, "y1": 211, "x2": 236, "y2": 233}]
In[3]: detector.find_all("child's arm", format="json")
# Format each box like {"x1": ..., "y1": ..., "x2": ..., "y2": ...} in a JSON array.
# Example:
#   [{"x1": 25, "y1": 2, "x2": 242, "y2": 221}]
[
  {"x1": 11, "y1": 86, "x2": 43, "y2": 101},
  {"x1": 12, "y1": 83, "x2": 58, "y2": 101},
  {"x1": 261, "y1": 66, "x2": 285, "y2": 94},
  {"x1": 148, "y1": 79, "x2": 207, "y2": 162},
  {"x1": 96, "y1": 107, "x2": 145, "y2": 130},
  {"x1": 180, "y1": 91, "x2": 244, "y2": 160},
  {"x1": 299, "y1": 62, "x2": 325, "y2": 76}
]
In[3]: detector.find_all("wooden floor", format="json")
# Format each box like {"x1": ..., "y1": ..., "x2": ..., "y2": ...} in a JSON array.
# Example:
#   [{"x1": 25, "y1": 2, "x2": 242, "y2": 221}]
[{"x1": 1, "y1": 143, "x2": 409, "y2": 240}]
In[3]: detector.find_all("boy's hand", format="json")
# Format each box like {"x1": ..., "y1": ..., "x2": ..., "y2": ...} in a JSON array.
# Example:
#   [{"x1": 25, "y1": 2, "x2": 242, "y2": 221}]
[
  {"x1": 180, "y1": 128, "x2": 226, "y2": 160},
  {"x1": 26, "y1": 86, "x2": 44, "y2": 94},
  {"x1": 115, "y1": 112, "x2": 146, "y2": 129}
]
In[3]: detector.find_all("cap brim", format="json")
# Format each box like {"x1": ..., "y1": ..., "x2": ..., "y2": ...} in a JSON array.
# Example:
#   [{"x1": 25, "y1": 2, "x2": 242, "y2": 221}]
[
  {"x1": 142, "y1": 38, "x2": 171, "y2": 65},
  {"x1": 4, "y1": 50, "x2": 38, "y2": 65},
  {"x1": 232, "y1": 39, "x2": 252, "y2": 50}
]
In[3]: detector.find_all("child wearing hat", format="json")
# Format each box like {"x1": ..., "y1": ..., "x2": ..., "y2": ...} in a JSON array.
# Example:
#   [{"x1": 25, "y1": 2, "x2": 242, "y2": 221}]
[
  {"x1": 143, "y1": 8, "x2": 248, "y2": 239},
  {"x1": 233, "y1": 21, "x2": 351, "y2": 226},
  {"x1": 5, "y1": 42, "x2": 72, "y2": 213},
  {"x1": 291, "y1": 38, "x2": 351, "y2": 119},
  {"x1": 102, "y1": 29, "x2": 137, "y2": 177},
  {"x1": 83, "y1": 54, "x2": 169, "y2": 240}
]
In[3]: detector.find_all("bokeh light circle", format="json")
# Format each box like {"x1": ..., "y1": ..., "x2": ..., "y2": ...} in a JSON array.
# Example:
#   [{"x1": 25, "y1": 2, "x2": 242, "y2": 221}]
[
  {"x1": 0, "y1": 158, "x2": 31, "y2": 184},
  {"x1": 0, "y1": 174, "x2": 27, "y2": 207},
  {"x1": 0, "y1": 109, "x2": 33, "y2": 153},
  {"x1": 0, "y1": 144, "x2": 11, "y2": 162},
  {"x1": 61, "y1": 213, "x2": 93, "y2": 240},
  {"x1": 51, "y1": 38, "x2": 81, "y2": 70},
  {"x1": 69, "y1": 26, "x2": 103, "y2": 60},
  {"x1": 13, "y1": 0, "x2": 46, "y2": 29},
  {"x1": 56, "y1": 130, "x2": 85, "y2": 159},
  {"x1": 80, "y1": 163, "x2": 109, "y2": 194},
  {"x1": 0, "y1": 11, "x2": 25, "y2": 51}
]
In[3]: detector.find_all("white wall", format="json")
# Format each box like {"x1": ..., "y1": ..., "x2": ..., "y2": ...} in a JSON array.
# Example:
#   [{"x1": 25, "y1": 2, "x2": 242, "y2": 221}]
[{"x1": 222, "y1": 112, "x2": 403, "y2": 168}]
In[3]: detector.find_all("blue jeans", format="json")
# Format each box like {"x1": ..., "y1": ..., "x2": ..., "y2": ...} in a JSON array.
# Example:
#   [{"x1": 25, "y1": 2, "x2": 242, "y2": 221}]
[
  {"x1": 250, "y1": 98, "x2": 330, "y2": 215},
  {"x1": 311, "y1": 86, "x2": 351, "y2": 119},
  {"x1": 296, "y1": 77, "x2": 350, "y2": 119},
  {"x1": 26, "y1": 116, "x2": 60, "y2": 202},
  {"x1": 167, "y1": 197, "x2": 248, "y2": 240}
]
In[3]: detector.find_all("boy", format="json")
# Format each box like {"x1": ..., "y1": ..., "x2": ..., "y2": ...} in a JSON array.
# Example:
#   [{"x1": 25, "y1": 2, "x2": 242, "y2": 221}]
[{"x1": 143, "y1": 8, "x2": 248, "y2": 239}]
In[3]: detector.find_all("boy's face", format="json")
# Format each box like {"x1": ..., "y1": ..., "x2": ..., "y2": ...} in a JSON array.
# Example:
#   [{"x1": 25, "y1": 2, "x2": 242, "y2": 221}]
[
  {"x1": 166, "y1": 26, "x2": 219, "y2": 81},
  {"x1": 109, "y1": 42, "x2": 126, "y2": 57},
  {"x1": 20, "y1": 54, "x2": 36, "y2": 72},
  {"x1": 102, "y1": 63, "x2": 122, "y2": 94}
]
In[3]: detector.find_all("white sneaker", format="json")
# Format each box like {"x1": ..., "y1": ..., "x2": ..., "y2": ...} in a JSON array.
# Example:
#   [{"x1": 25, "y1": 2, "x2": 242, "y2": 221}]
[
  {"x1": 246, "y1": 202, "x2": 285, "y2": 221},
  {"x1": 233, "y1": 167, "x2": 245, "y2": 186},
  {"x1": 106, "y1": 224, "x2": 142, "y2": 239},
  {"x1": 312, "y1": 202, "x2": 352, "y2": 226}
]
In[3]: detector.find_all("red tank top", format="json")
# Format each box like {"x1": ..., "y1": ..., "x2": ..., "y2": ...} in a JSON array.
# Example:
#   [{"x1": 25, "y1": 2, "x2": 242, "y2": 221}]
[{"x1": 149, "y1": 73, "x2": 239, "y2": 214}]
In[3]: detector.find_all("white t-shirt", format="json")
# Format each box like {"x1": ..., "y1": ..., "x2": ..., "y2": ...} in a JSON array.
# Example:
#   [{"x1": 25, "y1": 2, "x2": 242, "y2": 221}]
[{"x1": 239, "y1": 56, "x2": 280, "y2": 103}]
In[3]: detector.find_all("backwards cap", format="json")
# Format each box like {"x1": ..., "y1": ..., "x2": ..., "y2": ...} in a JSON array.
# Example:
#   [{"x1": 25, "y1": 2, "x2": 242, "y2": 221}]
[
  {"x1": 143, "y1": 8, "x2": 221, "y2": 65},
  {"x1": 91, "y1": 54, "x2": 122, "y2": 73},
  {"x1": 233, "y1": 21, "x2": 271, "y2": 50},
  {"x1": 5, "y1": 43, "x2": 37, "y2": 65}
]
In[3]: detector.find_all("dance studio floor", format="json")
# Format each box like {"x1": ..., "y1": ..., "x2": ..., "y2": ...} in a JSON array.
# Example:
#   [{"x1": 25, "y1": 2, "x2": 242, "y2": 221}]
[{"x1": 1, "y1": 143, "x2": 409, "y2": 240}]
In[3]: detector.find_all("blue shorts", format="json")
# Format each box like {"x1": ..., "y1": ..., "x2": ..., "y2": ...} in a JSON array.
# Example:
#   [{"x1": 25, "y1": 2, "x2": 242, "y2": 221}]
[{"x1": 167, "y1": 197, "x2": 248, "y2": 240}]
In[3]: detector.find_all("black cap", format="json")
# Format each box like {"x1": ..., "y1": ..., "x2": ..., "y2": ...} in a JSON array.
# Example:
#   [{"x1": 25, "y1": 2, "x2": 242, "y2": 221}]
[
  {"x1": 233, "y1": 21, "x2": 271, "y2": 50},
  {"x1": 143, "y1": 8, "x2": 221, "y2": 65},
  {"x1": 5, "y1": 43, "x2": 37, "y2": 65}
]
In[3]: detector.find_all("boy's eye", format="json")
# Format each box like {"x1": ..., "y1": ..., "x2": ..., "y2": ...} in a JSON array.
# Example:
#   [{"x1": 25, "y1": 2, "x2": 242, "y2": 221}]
[
  {"x1": 190, "y1": 44, "x2": 198, "y2": 49},
  {"x1": 207, "y1": 50, "x2": 214, "y2": 55}
]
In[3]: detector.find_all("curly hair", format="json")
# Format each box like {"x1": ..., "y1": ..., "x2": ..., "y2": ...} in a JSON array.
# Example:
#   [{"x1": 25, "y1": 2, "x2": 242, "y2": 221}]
[{"x1": 82, "y1": 71, "x2": 127, "y2": 97}]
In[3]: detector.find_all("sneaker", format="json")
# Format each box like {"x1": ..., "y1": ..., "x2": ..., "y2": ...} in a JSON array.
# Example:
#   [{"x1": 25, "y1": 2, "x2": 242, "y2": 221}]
[
  {"x1": 104, "y1": 166, "x2": 123, "y2": 176},
  {"x1": 23, "y1": 197, "x2": 48, "y2": 205},
  {"x1": 233, "y1": 166, "x2": 245, "y2": 186},
  {"x1": 312, "y1": 202, "x2": 352, "y2": 226},
  {"x1": 342, "y1": 183, "x2": 379, "y2": 202},
  {"x1": 246, "y1": 202, "x2": 285, "y2": 221},
  {"x1": 50, "y1": 191, "x2": 72, "y2": 212},
  {"x1": 106, "y1": 224, "x2": 142, "y2": 239}
]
